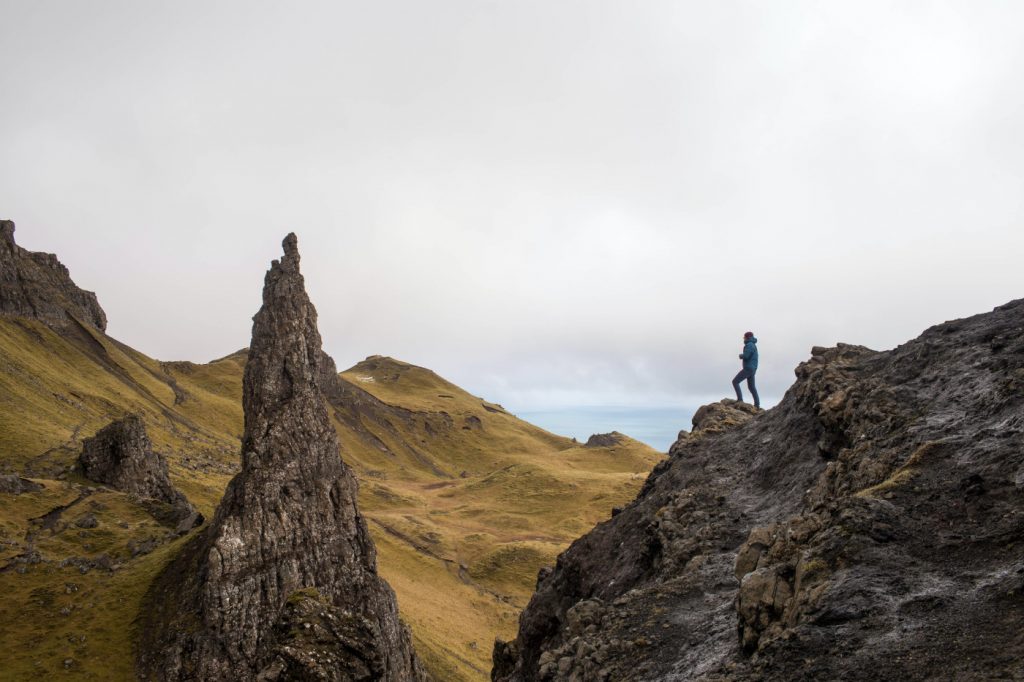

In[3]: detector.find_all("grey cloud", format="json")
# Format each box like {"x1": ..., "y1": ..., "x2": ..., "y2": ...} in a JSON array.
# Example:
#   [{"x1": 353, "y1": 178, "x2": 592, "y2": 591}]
[{"x1": 1, "y1": 1, "x2": 1022, "y2": 415}]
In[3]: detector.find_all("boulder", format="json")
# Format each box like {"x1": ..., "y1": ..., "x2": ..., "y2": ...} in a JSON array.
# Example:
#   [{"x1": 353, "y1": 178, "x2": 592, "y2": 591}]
[
  {"x1": 77, "y1": 414, "x2": 200, "y2": 531},
  {"x1": 585, "y1": 432, "x2": 625, "y2": 448}
]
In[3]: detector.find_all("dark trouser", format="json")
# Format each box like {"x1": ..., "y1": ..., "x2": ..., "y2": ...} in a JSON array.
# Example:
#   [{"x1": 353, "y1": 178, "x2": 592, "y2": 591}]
[{"x1": 733, "y1": 368, "x2": 760, "y2": 408}]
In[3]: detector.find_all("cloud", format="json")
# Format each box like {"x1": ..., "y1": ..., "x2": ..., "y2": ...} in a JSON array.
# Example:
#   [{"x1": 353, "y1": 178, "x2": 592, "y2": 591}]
[{"x1": 2, "y1": 1, "x2": 1022, "y2": 413}]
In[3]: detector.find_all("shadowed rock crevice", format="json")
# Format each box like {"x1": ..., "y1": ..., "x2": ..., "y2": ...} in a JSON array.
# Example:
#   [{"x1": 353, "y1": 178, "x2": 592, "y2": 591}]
[
  {"x1": 137, "y1": 234, "x2": 424, "y2": 681},
  {"x1": 494, "y1": 299, "x2": 1024, "y2": 681}
]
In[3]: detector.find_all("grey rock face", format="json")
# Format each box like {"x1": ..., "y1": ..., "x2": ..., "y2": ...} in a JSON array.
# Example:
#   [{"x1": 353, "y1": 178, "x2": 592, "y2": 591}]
[
  {"x1": 78, "y1": 414, "x2": 201, "y2": 531},
  {"x1": 258, "y1": 588, "x2": 387, "y2": 681},
  {"x1": 81, "y1": 415, "x2": 178, "y2": 501},
  {"x1": 138, "y1": 234, "x2": 424, "y2": 681},
  {"x1": 494, "y1": 299, "x2": 1024, "y2": 682},
  {"x1": 0, "y1": 220, "x2": 107, "y2": 331}
]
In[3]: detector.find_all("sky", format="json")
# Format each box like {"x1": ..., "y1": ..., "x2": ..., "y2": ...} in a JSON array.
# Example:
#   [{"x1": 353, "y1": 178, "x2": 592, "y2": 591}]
[{"x1": 2, "y1": 1, "x2": 1023, "y2": 443}]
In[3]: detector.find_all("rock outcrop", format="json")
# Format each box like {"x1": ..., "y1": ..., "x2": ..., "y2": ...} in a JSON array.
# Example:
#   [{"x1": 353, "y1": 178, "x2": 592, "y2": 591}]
[
  {"x1": 137, "y1": 234, "x2": 424, "y2": 681},
  {"x1": 683, "y1": 399, "x2": 761, "y2": 440},
  {"x1": 78, "y1": 414, "x2": 201, "y2": 532},
  {"x1": 0, "y1": 473, "x2": 44, "y2": 494},
  {"x1": 0, "y1": 220, "x2": 107, "y2": 331},
  {"x1": 494, "y1": 300, "x2": 1024, "y2": 681},
  {"x1": 585, "y1": 432, "x2": 625, "y2": 448}
]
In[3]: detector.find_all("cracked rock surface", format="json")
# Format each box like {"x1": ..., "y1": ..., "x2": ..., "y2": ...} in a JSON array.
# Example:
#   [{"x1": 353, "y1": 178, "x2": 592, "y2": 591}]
[
  {"x1": 494, "y1": 300, "x2": 1024, "y2": 681},
  {"x1": 137, "y1": 234, "x2": 424, "y2": 681}
]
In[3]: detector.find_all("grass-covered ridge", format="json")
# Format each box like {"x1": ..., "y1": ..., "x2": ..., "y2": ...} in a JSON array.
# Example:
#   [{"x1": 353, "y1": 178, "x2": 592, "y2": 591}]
[{"x1": 0, "y1": 318, "x2": 663, "y2": 680}]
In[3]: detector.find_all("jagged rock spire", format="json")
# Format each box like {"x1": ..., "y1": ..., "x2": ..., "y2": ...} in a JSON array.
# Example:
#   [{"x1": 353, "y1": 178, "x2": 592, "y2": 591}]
[{"x1": 138, "y1": 234, "x2": 423, "y2": 681}]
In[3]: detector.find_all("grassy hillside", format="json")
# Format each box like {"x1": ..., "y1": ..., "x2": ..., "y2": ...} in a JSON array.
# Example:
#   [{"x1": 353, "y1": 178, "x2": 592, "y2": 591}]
[{"x1": 0, "y1": 317, "x2": 663, "y2": 680}]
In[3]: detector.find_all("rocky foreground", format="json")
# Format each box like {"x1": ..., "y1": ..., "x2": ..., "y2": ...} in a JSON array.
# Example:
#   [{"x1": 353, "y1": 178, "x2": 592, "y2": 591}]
[
  {"x1": 137, "y1": 235, "x2": 424, "y2": 681},
  {"x1": 494, "y1": 300, "x2": 1024, "y2": 681}
]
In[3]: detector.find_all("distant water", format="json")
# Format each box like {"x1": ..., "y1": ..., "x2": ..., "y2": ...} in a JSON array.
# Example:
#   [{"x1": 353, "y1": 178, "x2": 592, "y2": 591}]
[{"x1": 517, "y1": 406, "x2": 695, "y2": 453}]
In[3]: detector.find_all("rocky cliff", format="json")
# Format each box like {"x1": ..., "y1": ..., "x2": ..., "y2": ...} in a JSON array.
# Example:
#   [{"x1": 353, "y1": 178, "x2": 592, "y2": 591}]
[
  {"x1": 0, "y1": 220, "x2": 107, "y2": 331},
  {"x1": 137, "y1": 234, "x2": 424, "y2": 681},
  {"x1": 494, "y1": 300, "x2": 1024, "y2": 681}
]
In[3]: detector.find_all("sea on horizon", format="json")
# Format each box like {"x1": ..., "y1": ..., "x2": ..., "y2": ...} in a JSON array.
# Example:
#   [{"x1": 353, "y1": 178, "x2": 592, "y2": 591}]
[{"x1": 516, "y1": 406, "x2": 696, "y2": 453}]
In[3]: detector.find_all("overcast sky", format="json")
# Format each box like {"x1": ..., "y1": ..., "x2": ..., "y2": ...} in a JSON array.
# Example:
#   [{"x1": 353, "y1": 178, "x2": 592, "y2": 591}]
[{"x1": 2, "y1": 1, "x2": 1022, "y2": 419}]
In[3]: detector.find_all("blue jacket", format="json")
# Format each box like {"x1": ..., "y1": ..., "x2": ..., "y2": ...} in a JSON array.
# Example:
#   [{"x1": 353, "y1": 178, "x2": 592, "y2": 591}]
[{"x1": 741, "y1": 337, "x2": 758, "y2": 371}]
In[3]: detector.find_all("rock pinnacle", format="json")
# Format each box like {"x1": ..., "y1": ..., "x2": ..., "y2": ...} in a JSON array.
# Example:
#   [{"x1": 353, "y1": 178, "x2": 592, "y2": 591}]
[{"x1": 138, "y1": 234, "x2": 424, "y2": 681}]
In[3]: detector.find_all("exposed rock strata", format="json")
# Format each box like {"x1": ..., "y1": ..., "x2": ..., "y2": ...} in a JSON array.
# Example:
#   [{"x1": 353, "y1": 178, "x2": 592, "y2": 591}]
[
  {"x1": 0, "y1": 220, "x2": 107, "y2": 331},
  {"x1": 137, "y1": 234, "x2": 423, "y2": 681},
  {"x1": 494, "y1": 300, "x2": 1024, "y2": 681}
]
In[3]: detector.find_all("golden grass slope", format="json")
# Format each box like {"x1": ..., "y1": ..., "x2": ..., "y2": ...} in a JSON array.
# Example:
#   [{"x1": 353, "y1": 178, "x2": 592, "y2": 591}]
[
  {"x1": 0, "y1": 318, "x2": 664, "y2": 681},
  {"x1": 0, "y1": 480, "x2": 196, "y2": 680}
]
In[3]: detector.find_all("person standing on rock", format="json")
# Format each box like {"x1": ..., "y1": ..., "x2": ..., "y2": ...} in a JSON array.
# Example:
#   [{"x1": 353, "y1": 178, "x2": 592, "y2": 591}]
[{"x1": 732, "y1": 331, "x2": 760, "y2": 408}]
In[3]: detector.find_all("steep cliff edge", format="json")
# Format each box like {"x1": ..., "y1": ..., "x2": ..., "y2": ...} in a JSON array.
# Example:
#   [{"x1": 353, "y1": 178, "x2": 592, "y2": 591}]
[
  {"x1": 0, "y1": 220, "x2": 107, "y2": 331},
  {"x1": 494, "y1": 299, "x2": 1024, "y2": 681},
  {"x1": 137, "y1": 234, "x2": 424, "y2": 680}
]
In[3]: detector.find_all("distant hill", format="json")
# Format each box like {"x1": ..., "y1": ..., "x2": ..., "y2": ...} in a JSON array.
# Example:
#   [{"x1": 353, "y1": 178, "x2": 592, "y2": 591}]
[{"x1": 0, "y1": 222, "x2": 662, "y2": 680}]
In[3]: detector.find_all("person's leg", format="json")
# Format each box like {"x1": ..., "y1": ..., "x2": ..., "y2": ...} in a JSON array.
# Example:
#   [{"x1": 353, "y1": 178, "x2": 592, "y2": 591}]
[
  {"x1": 732, "y1": 369, "x2": 748, "y2": 402},
  {"x1": 747, "y1": 371, "x2": 760, "y2": 408}
]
